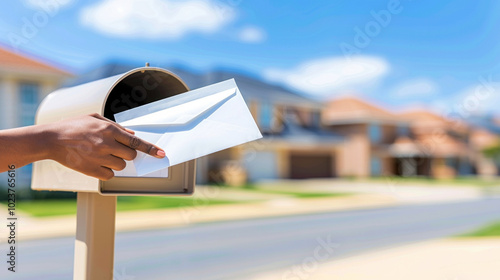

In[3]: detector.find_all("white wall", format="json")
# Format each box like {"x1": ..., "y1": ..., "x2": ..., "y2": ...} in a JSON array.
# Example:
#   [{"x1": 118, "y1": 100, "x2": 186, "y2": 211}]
[
  {"x1": 196, "y1": 156, "x2": 209, "y2": 184},
  {"x1": 2, "y1": 77, "x2": 19, "y2": 128},
  {"x1": 0, "y1": 76, "x2": 64, "y2": 189}
]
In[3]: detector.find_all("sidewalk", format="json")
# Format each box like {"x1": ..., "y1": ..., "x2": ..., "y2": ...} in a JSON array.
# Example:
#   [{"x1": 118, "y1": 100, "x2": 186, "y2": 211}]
[
  {"x1": 257, "y1": 178, "x2": 487, "y2": 204},
  {"x1": 251, "y1": 238, "x2": 500, "y2": 280},
  {"x1": 1, "y1": 179, "x2": 487, "y2": 241},
  {"x1": 8, "y1": 193, "x2": 397, "y2": 241}
]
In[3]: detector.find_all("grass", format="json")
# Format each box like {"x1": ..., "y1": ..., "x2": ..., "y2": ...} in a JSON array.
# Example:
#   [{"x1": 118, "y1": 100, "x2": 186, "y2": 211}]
[
  {"x1": 277, "y1": 191, "x2": 347, "y2": 198},
  {"x1": 116, "y1": 196, "x2": 235, "y2": 212},
  {"x1": 9, "y1": 184, "x2": 351, "y2": 217},
  {"x1": 15, "y1": 199, "x2": 78, "y2": 217},
  {"x1": 458, "y1": 221, "x2": 500, "y2": 237},
  {"x1": 11, "y1": 196, "x2": 236, "y2": 217}
]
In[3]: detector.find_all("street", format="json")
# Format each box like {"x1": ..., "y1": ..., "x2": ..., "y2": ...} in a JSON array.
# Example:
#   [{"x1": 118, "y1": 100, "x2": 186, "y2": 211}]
[{"x1": 3, "y1": 197, "x2": 500, "y2": 280}]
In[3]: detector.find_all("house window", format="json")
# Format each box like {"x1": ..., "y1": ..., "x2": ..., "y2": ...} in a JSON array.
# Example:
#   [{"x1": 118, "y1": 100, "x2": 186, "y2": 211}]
[
  {"x1": 260, "y1": 103, "x2": 273, "y2": 131},
  {"x1": 370, "y1": 156, "x2": 382, "y2": 176},
  {"x1": 397, "y1": 125, "x2": 410, "y2": 137},
  {"x1": 19, "y1": 82, "x2": 40, "y2": 126},
  {"x1": 310, "y1": 111, "x2": 321, "y2": 128},
  {"x1": 369, "y1": 124, "x2": 382, "y2": 143},
  {"x1": 445, "y1": 157, "x2": 459, "y2": 170}
]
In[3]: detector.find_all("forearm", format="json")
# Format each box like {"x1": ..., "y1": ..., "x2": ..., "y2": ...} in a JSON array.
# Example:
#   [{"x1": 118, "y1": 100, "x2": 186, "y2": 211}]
[
  {"x1": 0, "y1": 125, "x2": 52, "y2": 172},
  {"x1": 0, "y1": 114, "x2": 164, "y2": 180}
]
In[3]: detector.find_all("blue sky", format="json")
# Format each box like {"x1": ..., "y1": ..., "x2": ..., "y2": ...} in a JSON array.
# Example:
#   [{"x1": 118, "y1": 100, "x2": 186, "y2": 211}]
[{"x1": 1, "y1": 0, "x2": 499, "y2": 116}]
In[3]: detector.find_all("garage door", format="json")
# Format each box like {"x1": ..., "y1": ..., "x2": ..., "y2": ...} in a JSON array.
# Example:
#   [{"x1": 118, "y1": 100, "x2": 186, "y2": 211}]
[
  {"x1": 244, "y1": 151, "x2": 278, "y2": 181},
  {"x1": 289, "y1": 154, "x2": 334, "y2": 179}
]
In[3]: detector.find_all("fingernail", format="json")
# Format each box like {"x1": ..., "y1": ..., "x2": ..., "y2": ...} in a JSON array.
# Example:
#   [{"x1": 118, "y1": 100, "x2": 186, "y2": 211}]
[
  {"x1": 125, "y1": 128, "x2": 135, "y2": 134},
  {"x1": 156, "y1": 150, "x2": 166, "y2": 158}
]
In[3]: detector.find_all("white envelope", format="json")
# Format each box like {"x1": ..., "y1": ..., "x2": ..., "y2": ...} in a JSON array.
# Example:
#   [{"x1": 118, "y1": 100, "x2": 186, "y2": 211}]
[{"x1": 114, "y1": 79, "x2": 263, "y2": 177}]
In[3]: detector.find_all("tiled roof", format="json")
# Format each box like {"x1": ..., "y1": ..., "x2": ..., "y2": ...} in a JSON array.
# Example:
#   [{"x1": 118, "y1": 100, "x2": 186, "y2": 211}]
[
  {"x1": 399, "y1": 110, "x2": 469, "y2": 134},
  {"x1": 399, "y1": 110, "x2": 445, "y2": 122},
  {"x1": 323, "y1": 96, "x2": 401, "y2": 124},
  {"x1": 414, "y1": 133, "x2": 470, "y2": 157},
  {"x1": 0, "y1": 46, "x2": 71, "y2": 76}
]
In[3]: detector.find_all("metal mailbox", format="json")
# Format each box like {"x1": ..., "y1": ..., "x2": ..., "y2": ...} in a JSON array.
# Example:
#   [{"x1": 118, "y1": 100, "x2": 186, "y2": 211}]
[{"x1": 31, "y1": 66, "x2": 196, "y2": 195}]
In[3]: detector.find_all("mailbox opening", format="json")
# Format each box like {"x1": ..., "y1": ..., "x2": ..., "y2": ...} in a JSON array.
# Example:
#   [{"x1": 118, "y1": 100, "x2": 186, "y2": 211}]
[{"x1": 103, "y1": 69, "x2": 189, "y2": 121}]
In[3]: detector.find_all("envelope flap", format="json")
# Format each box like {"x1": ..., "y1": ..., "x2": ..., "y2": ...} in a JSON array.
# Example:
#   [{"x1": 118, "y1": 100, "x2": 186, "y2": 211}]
[{"x1": 119, "y1": 87, "x2": 236, "y2": 127}]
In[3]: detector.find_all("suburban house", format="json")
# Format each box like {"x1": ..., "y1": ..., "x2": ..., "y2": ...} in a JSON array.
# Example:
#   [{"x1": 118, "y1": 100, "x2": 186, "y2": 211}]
[
  {"x1": 322, "y1": 97, "x2": 411, "y2": 178},
  {"x1": 398, "y1": 110, "x2": 475, "y2": 178},
  {"x1": 68, "y1": 63, "x2": 344, "y2": 185},
  {"x1": 323, "y1": 97, "x2": 500, "y2": 179},
  {"x1": 0, "y1": 47, "x2": 71, "y2": 186}
]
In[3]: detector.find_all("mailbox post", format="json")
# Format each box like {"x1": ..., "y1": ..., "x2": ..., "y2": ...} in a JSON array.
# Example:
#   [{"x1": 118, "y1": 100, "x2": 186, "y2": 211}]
[
  {"x1": 74, "y1": 193, "x2": 116, "y2": 280},
  {"x1": 31, "y1": 66, "x2": 196, "y2": 280}
]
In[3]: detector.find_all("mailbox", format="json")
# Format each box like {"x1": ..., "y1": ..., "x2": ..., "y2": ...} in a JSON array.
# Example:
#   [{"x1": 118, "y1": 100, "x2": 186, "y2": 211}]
[{"x1": 32, "y1": 66, "x2": 196, "y2": 195}]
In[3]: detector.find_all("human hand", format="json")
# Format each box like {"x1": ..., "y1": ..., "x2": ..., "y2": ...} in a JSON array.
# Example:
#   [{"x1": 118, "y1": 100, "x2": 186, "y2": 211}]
[{"x1": 44, "y1": 113, "x2": 165, "y2": 180}]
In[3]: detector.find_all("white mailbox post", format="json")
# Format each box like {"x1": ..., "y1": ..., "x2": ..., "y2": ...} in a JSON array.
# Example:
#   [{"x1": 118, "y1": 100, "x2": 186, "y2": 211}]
[{"x1": 31, "y1": 66, "x2": 196, "y2": 280}]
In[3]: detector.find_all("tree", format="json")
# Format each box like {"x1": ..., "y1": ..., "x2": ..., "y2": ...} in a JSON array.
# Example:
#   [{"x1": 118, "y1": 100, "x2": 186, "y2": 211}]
[{"x1": 484, "y1": 143, "x2": 500, "y2": 159}]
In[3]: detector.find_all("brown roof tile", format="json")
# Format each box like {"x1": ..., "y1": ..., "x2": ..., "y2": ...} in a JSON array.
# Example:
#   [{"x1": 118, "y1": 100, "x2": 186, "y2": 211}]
[
  {"x1": 323, "y1": 96, "x2": 399, "y2": 124},
  {"x1": 399, "y1": 109, "x2": 469, "y2": 134},
  {"x1": 0, "y1": 46, "x2": 71, "y2": 76}
]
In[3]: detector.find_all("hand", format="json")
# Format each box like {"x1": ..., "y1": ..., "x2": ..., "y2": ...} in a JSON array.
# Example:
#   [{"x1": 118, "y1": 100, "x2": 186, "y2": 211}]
[{"x1": 45, "y1": 113, "x2": 165, "y2": 181}]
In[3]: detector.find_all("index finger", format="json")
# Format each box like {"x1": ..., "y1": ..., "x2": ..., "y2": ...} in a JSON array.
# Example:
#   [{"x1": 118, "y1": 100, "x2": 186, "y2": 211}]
[{"x1": 114, "y1": 130, "x2": 165, "y2": 159}]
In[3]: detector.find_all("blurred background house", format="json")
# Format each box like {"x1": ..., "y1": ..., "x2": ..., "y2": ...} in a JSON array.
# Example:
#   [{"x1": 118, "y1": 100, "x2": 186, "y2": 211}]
[
  {"x1": 0, "y1": 47, "x2": 71, "y2": 187},
  {"x1": 400, "y1": 110, "x2": 476, "y2": 179},
  {"x1": 0, "y1": 47, "x2": 71, "y2": 128},
  {"x1": 323, "y1": 97, "x2": 500, "y2": 179},
  {"x1": 322, "y1": 97, "x2": 410, "y2": 178},
  {"x1": 1, "y1": 46, "x2": 499, "y2": 188}
]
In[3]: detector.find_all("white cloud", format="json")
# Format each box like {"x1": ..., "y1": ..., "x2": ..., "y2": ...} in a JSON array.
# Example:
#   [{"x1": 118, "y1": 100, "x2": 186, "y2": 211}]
[
  {"x1": 430, "y1": 79, "x2": 500, "y2": 116},
  {"x1": 451, "y1": 82, "x2": 500, "y2": 114},
  {"x1": 390, "y1": 78, "x2": 439, "y2": 98},
  {"x1": 264, "y1": 55, "x2": 389, "y2": 97},
  {"x1": 22, "y1": 0, "x2": 74, "y2": 10},
  {"x1": 79, "y1": 0, "x2": 236, "y2": 39},
  {"x1": 238, "y1": 26, "x2": 265, "y2": 43}
]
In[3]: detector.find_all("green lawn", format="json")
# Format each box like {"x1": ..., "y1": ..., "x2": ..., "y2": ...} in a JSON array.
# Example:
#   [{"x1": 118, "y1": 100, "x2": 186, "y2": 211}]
[
  {"x1": 9, "y1": 185, "x2": 350, "y2": 217},
  {"x1": 458, "y1": 221, "x2": 500, "y2": 237},
  {"x1": 116, "y1": 196, "x2": 235, "y2": 212},
  {"x1": 279, "y1": 191, "x2": 348, "y2": 198},
  {"x1": 11, "y1": 196, "x2": 236, "y2": 217},
  {"x1": 15, "y1": 199, "x2": 78, "y2": 217}
]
